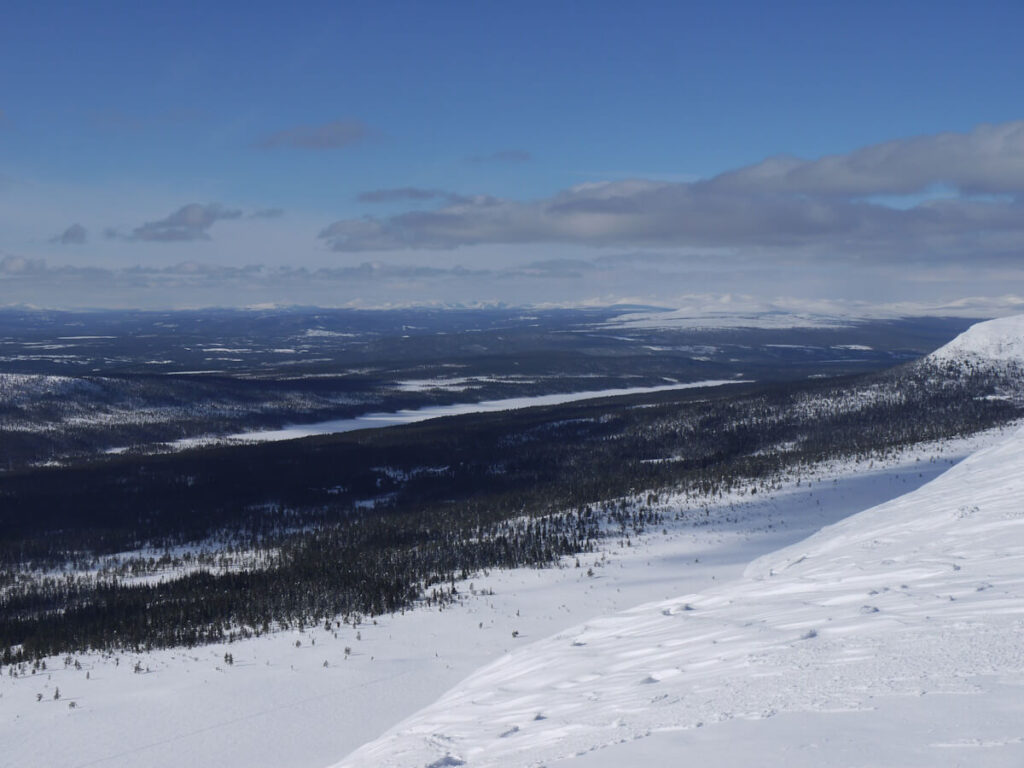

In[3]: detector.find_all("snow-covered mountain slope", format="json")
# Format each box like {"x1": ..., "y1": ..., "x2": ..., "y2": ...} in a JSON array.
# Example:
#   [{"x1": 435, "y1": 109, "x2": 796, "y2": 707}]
[
  {"x1": 335, "y1": 425, "x2": 1024, "y2": 768},
  {"x1": 1, "y1": 430, "x2": 1001, "y2": 768},
  {"x1": 927, "y1": 313, "x2": 1024, "y2": 366}
]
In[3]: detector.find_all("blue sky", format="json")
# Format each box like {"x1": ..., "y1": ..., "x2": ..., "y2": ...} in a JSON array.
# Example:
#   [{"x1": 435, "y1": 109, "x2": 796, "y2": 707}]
[{"x1": 2, "y1": 1, "x2": 1024, "y2": 311}]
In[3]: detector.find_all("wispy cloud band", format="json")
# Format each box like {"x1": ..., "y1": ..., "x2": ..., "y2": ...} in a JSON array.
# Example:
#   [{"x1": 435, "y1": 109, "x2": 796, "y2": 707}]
[
  {"x1": 319, "y1": 121, "x2": 1024, "y2": 263},
  {"x1": 258, "y1": 119, "x2": 373, "y2": 150}
]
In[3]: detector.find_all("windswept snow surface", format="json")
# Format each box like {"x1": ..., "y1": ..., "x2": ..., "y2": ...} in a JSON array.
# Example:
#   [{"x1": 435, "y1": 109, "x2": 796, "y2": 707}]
[
  {"x1": 927, "y1": 313, "x2": 1024, "y2": 366},
  {"x1": 336, "y1": 426, "x2": 1024, "y2": 768}
]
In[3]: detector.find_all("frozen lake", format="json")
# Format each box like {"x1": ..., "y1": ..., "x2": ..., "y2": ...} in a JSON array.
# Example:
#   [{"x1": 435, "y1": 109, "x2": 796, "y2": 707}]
[{"x1": 176, "y1": 379, "x2": 746, "y2": 447}]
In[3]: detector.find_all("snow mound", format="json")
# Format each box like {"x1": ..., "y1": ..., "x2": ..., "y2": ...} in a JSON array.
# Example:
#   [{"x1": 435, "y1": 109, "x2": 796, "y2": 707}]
[
  {"x1": 927, "y1": 314, "x2": 1024, "y2": 366},
  {"x1": 333, "y1": 425, "x2": 1024, "y2": 768}
]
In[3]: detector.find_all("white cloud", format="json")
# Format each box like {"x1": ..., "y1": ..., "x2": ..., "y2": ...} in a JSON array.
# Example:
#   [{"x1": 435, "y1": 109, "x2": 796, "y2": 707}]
[{"x1": 319, "y1": 121, "x2": 1024, "y2": 265}]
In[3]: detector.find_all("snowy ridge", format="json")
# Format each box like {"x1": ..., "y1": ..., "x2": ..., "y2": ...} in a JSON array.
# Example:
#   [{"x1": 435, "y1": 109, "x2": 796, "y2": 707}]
[
  {"x1": 926, "y1": 313, "x2": 1024, "y2": 366},
  {"x1": 334, "y1": 426, "x2": 1024, "y2": 767}
]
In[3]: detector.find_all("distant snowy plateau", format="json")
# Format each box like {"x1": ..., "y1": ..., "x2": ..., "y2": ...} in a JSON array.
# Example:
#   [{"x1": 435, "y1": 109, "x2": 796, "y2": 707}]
[{"x1": 338, "y1": 316, "x2": 1024, "y2": 768}]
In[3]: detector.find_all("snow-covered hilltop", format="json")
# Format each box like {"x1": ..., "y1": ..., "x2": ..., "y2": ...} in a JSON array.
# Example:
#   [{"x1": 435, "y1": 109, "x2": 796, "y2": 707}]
[{"x1": 926, "y1": 313, "x2": 1024, "y2": 367}]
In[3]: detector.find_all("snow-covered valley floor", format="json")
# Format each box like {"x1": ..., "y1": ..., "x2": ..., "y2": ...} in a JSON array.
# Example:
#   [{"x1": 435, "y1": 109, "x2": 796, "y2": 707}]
[{"x1": 2, "y1": 425, "x2": 1016, "y2": 768}]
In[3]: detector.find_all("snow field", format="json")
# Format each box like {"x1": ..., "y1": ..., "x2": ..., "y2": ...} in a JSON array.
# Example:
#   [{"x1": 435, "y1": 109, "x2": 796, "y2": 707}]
[
  {"x1": 7, "y1": 312, "x2": 1024, "y2": 767},
  {"x1": 0, "y1": 426, "x2": 1006, "y2": 768}
]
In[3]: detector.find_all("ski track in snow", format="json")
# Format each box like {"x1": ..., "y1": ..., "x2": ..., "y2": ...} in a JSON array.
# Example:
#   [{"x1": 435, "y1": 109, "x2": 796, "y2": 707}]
[{"x1": 334, "y1": 423, "x2": 1024, "y2": 768}]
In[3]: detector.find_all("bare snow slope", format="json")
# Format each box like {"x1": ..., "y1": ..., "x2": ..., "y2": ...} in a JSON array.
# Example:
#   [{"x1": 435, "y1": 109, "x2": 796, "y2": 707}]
[
  {"x1": 336, "y1": 424, "x2": 1024, "y2": 768},
  {"x1": 927, "y1": 313, "x2": 1024, "y2": 366}
]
